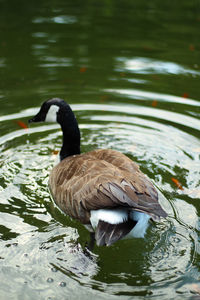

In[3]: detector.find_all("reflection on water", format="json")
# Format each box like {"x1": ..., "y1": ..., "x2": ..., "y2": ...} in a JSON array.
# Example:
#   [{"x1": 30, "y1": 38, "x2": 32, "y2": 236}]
[
  {"x1": 116, "y1": 57, "x2": 200, "y2": 75},
  {"x1": 32, "y1": 15, "x2": 78, "y2": 25},
  {"x1": 0, "y1": 0, "x2": 200, "y2": 299}
]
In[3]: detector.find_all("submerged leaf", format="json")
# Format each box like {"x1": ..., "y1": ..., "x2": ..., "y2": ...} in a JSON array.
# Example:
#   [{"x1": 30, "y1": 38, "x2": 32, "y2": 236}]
[
  {"x1": 80, "y1": 67, "x2": 87, "y2": 73},
  {"x1": 151, "y1": 100, "x2": 158, "y2": 107},
  {"x1": 182, "y1": 92, "x2": 189, "y2": 98},
  {"x1": 52, "y1": 150, "x2": 59, "y2": 155},
  {"x1": 189, "y1": 44, "x2": 195, "y2": 51}
]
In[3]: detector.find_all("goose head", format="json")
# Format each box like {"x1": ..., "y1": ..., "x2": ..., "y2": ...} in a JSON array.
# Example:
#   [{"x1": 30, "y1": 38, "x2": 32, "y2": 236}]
[
  {"x1": 29, "y1": 98, "x2": 72, "y2": 124},
  {"x1": 29, "y1": 98, "x2": 81, "y2": 160}
]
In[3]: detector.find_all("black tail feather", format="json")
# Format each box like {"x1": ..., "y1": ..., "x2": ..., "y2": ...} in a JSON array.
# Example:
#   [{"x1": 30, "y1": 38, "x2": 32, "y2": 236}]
[{"x1": 95, "y1": 219, "x2": 136, "y2": 246}]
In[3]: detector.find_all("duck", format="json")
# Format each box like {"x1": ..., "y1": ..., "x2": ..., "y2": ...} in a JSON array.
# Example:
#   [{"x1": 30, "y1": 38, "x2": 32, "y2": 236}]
[{"x1": 29, "y1": 98, "x2": 167, "y2": 247}]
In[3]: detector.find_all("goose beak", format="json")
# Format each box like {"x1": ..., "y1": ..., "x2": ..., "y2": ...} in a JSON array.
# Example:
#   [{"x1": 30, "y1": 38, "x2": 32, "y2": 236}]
[
  {"x1": 28, "y1": 116, "x2": 37, "y2": 123},
  {"x1": 28, "y1": 117, "x2": 35, "y2": 123},
  {"x1": 28, "y1": 113, "x2": 43, "y2": 123}
]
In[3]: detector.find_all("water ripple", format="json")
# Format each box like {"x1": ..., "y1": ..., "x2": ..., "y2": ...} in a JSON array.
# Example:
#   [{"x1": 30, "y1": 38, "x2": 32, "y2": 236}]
[{"x1": 105, "y1": 88, "x2": 200, "y2": 106}]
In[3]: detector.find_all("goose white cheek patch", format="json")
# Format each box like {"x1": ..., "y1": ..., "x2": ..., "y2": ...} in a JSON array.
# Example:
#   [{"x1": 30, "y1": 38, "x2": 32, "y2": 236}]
[{"x1": 45, "y1": 105, "x2": 59, "y2": 122}]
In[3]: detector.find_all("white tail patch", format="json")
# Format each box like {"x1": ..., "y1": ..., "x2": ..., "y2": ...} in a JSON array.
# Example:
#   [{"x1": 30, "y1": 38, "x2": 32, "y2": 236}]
[
  {"x1": 90, "y1": 208, "x2": 128, "y2": 229},
  {"x1": 45, "y1": 105, "x2": 59, "y2": 122},
  {"x1": 90, "y1": 209, "x2": 150, "y2": 239},
  {"x1": 129, "y1": 211, "x2": 150, "y2": 238}
]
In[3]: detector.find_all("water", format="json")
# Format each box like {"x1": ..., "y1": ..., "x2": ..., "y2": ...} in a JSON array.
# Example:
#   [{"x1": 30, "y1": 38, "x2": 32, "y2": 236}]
[{"x1": 0, "y1": 0, "x2": 200, "y2": 299}]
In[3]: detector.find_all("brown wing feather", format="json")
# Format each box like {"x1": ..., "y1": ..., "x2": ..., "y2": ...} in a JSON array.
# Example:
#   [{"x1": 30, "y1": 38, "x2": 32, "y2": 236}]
[{"x1": 49, "y1": 149, "x2": 167, "y2": 224}]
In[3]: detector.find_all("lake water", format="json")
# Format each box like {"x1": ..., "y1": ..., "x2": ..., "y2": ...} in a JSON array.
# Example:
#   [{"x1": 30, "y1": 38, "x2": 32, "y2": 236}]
[{"x1": 0, "y1": 0, "x2": 200, "y2": 299}]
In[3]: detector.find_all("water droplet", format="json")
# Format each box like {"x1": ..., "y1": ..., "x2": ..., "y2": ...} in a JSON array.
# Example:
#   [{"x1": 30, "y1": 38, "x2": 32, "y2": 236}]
[
  {"x1": 47, "y1": 277, "x2": 54, "y2": 283},
  {"x1": 136, "y1": 280, "x2": 141, "y2": 284},
  {"x1": 59, "y1": 281, "x2": 66, "y2": 287},
  {"x1": 51, "y1": 267, "x2": 57, "y2": 273}
]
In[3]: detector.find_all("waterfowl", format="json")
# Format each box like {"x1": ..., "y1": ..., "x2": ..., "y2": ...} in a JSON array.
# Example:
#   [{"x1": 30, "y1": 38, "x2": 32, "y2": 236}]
[{"x1": 29, "y1": 98, "x2": 167, "y2": 247}]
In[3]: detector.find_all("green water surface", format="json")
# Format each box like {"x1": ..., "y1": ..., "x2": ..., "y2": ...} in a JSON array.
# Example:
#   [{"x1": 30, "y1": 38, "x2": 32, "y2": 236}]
[{"x1": 0, "y1": 0, "x2": 200, "y2": 299}]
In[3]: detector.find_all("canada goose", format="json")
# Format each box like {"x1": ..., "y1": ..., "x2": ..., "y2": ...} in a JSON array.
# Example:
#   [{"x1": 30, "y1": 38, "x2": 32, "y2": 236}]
[{"x1": 29, "y1": 98, "x2": 167, "y2": 247}]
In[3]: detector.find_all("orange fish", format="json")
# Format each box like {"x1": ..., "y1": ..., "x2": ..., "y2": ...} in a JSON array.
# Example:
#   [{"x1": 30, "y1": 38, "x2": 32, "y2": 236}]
[
  {"x1": 171, "y1": 177, "x2": 184, "y2": 190},
  {"x1": 15, "y1": 120, "x2": 28, "y2": 129}
]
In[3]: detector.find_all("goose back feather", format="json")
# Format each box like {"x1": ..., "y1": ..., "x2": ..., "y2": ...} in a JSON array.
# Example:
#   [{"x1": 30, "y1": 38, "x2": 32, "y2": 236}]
[{"x1": 49, "y1": 149, "x2": 167, "y2": 223}]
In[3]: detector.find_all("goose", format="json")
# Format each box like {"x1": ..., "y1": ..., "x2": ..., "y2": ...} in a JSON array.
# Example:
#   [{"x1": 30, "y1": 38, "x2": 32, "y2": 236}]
[{"x1": 29, "y1": 98, "x2": 167, "y2": 247}]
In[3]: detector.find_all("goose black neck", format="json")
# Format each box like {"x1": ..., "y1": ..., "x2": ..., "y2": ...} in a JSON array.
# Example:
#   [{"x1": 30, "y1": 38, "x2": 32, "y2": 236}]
[{"x1": 58, "y1": 105, "x2": 81, "y2": 161}]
